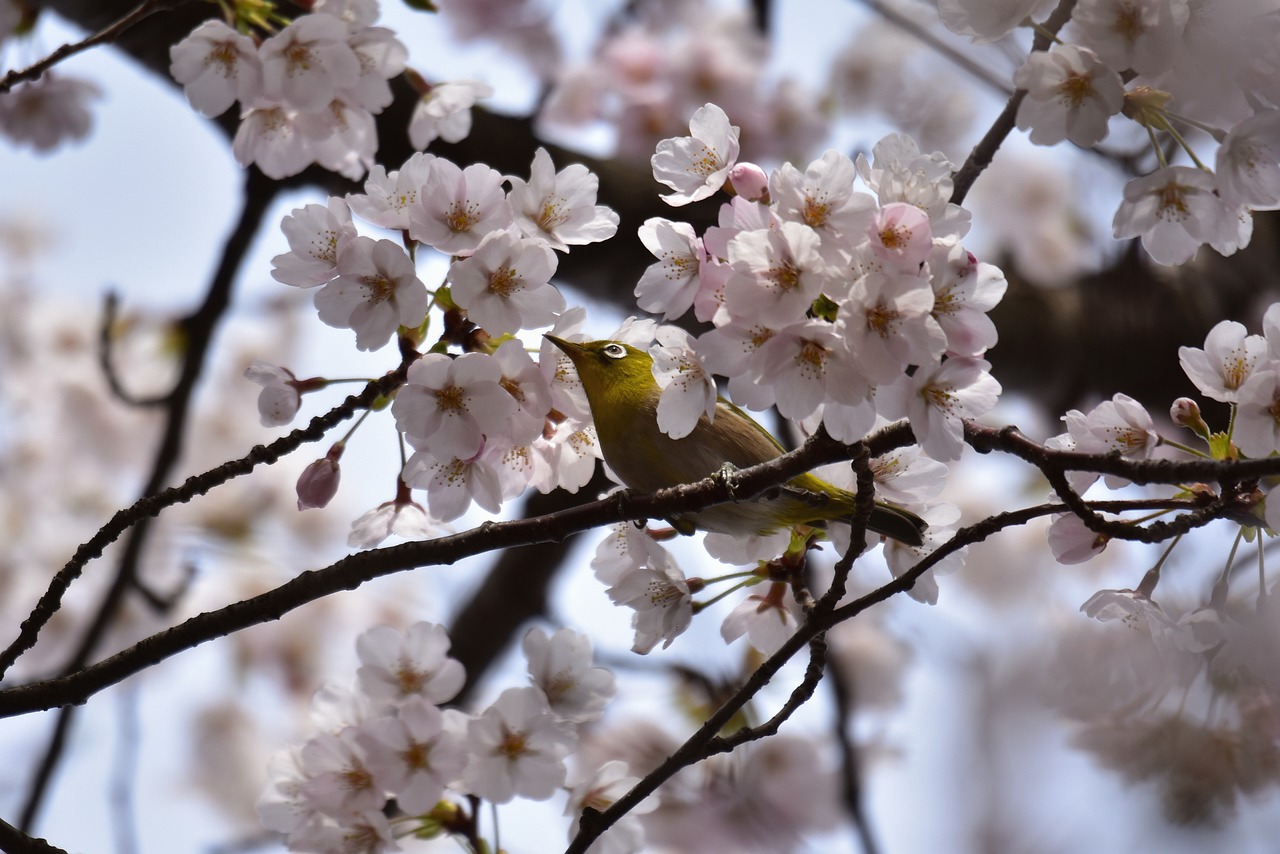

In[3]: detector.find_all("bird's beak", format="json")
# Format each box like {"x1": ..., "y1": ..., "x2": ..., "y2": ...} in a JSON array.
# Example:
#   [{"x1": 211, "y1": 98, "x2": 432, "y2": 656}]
[{"x1": 544, "y1": 334, "x2": 582, "y2": 360}]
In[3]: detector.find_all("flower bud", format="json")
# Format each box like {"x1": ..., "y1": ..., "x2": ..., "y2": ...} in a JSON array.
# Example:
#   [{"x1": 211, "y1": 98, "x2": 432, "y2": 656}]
[
  {"x1": 727, "y1": 162, "x2": 769, "y2": 203},
  {"x1": 296, "y1": 445, "x2": 344, "y2": 510},
  {"x1": 1171, "y1": 397, "x2": 1210, "y2": 439}
]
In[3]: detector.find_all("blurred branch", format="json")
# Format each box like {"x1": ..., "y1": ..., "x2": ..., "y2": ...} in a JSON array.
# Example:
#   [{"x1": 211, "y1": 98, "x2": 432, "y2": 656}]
[
  {"x1": 854, "y1": 0, "x2": 1013, "y2": 97},
  {"x1": 16, "y1": 168, "x2": 279, "y2": 831},
  {"x1": 98, "y1": 291, "x2": 168, "y2": 407},
  {"x1": 0, "y1": 0, "x2": 183, "y2": 94},
  {"x1": 826, "y1": 657, "x2": 880, "y2": 854}
]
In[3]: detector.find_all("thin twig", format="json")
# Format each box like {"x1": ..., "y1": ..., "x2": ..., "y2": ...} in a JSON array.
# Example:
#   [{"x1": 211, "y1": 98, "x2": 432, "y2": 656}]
[
  {"x1": 949, "y1": 0, "x2": 1078, "y2": 205},
  {"x1": 0, "y1": 0, "x2": 183, "y2": 95},
  {"x1": 97, "y1": 292, "x2": 169, "y2": 407}
]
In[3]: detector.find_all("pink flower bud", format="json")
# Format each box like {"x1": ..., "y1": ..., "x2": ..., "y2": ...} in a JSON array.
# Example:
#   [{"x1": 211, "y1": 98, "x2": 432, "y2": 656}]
[
  {"x1": 296, "y1": 457, "x2": 341, "y2": 510},
  {"x1": 727, "y1": 162, "x2": 769, "y2": 202},
  {"x1": 1170, "y1": 397, "x2": 1209, "y2": 437}
]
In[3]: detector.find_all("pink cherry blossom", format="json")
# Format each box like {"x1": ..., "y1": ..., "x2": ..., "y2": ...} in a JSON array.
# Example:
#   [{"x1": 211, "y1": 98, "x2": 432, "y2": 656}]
[{"x1": 409, "y1": 158, "x2": 513, "y2": 255}]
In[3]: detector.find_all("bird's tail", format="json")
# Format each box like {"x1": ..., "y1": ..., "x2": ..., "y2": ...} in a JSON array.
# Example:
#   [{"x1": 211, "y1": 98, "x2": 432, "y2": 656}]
[{"x1": 868, "y1": 502, "x2": 928, "y2": 547}]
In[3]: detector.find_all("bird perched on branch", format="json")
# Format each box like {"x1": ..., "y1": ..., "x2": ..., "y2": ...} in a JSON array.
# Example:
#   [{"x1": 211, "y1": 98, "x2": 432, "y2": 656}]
[{"x1": 546, "y1": 336, "x2": 926, "y2": 546}]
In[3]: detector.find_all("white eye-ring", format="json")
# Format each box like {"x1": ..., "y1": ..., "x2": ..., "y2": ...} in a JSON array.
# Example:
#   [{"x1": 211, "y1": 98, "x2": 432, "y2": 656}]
[{"x1": 602, "y1": 343, "x2": 626, "y2": 359}]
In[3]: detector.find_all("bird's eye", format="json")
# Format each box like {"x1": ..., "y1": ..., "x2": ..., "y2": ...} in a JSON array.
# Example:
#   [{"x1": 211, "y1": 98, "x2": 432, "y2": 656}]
[{"x1": 602, "y1": 343, "x2": 626, "y2": 359}]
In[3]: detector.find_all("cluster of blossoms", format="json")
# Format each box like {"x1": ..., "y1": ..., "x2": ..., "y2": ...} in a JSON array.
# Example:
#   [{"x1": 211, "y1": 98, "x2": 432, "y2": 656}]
[
  {"x1": 258, "y1": 622, "x2": 631, "y2": 853},
  {"x1": 252, "y1": 101, "x2": 1005, "y2": 654},
  {"x1": 168, "y1": 0, "x2": 483, "y2": 179},
  {"x1": 1037, "y1": 302, "x2": 1280, "y2": 705},
  {"x1": 944, "y1": 0, "x2": 1280, "y2": 265},
  {"x1": 254, "y1": 141, "x2": 619, "y2": 539}
]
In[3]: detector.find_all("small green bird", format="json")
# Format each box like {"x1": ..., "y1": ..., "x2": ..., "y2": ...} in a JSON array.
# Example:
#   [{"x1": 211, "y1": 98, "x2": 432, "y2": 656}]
[{"x1": 546, "y1": 336, "x2": 926, "y2": 546}]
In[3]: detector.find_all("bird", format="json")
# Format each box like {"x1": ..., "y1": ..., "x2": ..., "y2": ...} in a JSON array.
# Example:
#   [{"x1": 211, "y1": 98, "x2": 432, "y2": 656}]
[{"x1": 546, "y1": 336, "x2": 926, "y2": 546}]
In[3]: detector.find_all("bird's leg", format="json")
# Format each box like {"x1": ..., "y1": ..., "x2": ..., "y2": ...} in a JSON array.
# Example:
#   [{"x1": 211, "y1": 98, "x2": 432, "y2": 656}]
[{"x1": 713, "y1": 461, "x2": 741, "y2": 499}]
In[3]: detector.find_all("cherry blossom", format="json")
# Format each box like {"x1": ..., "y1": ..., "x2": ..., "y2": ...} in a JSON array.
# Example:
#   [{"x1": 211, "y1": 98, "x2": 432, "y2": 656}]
[
  {"x1": 347, "y1": 491, "x2": 436, "y2": 547},
  {"x1": 309, "y1": 98, "x2": 378, "y2": 180},
  {"x1": 522, "y1": 627, "x2": 616, "y2": 723},
  {"x1": 723, "y1": 222, "x2": 833, "y2": 323},
  {"x1": 346, "y1": 152, "x2": 435, "y2": 231},
  {"x1": 1013, "y1": 43, "x2": 1125, "y2": 148},
  {"x1": 298, "y1": 729, "x2": 382, "y2": 817},
  {"x1": 565, "y1": 761, "x2": 655, "y2": 854},
  {"x1": 392, "y1": 352, "x2": 518, "y2": 460},
  {"x1": 355, "y1": 622, "x2": 465, "y2": 706},
  {"x1": 244, "y1": 361, "x2": 305, "y2": 426},
  {"x1": 1113, "y1": 166, "x2": 1244, "y2": 265},
  {"x1": 1233, "y1": 370, "x2": 1280, "y2": 457},
  {"x1": 259, "y1": 15, "x2": 361, "y2": 113},
  {"x1": 1177, "y1": 319, "x2": 1267, "y2": 403},
  {"x1": 402, "y1": 444, "x2": 507, "y2": 520},
  {"x1": 232, "y1": 103, "x2": 314, "y2": 179},
  {"x1": 1215, "y1": 109, "x2": 1280, "y2": 211},
  {"x1": 649, "y1": 326, "x2": 716, "y2": 439},
  {"x1": 271, "y1": 198, "x2": 358, "y2": 288},
  {"x1": 409, "y1": 158, "x2": 513, "y2": 255},
  {"x1": 447, "y1": 229, "x2": 563, "y2": 335},
  {"x1": 168, "y1": 20, "x2": 263, "y2": 118},
  {"x1": 926, "y1": 242, "x2": 1007, "y2": 357},
  {"x1": 1048, "y1": 513, "x2": 1111, "y2": 564},
  {"x1": 769, "y1": 149, "x2": 875, "y2": 246},
  {"x1": 314, "y1": 237, "x2": 428, "y2": 351},
  {"x1": 938, "y1": 0, "x2": 1053, "y2": 42},
  {"x1": 344, "y1": 26, "x2": 408, "y2": 113},
  {"x1": 409, "y1": 80, "x2": 493, "y2": 149},
  {"x1": 1069, "y1": 0, "x2": 1189, "y2": 76},
  {"x1": 534, "y1": 420, "x2": 601, "y2": 493},
  {"x1": 720, "y1": 583, "x2": 797, "y2": 656},
  {"x1": 879, "y1": 356, "x2": 1001, "y2": 462},
  {"x1": 0, "y1": 73, "x2": 100, "y2": 152},
  {"x1": 355, "y1": 698, "x2": 467, "y2": 814},
  {"x1": 605, "y1": 550, "x2": 694, "y2": 654},
  {"x1": 650, "y1": 102, "x2": 741, "y2": 206},
  {"x1": 461, "y1": 687, "x2": 576, "y2": 803},
  {"x1": 634, "y1": 218, "x2": 705, "y2": 320},
  {"x1": 755, "y1": 319, "x2": 873, "y2": 429},
  {"x1": 842, "y1": 269, "x2": 945, "y2": 383},
  {"x1": 507, "y1": 147, "x2": 619, "y2": 251},
  {"x1": 868, "y1": 202, "x2": 934, "y2": 272},
  {"x1": 491, "y1": 339, "x2": 555, "y2": 445}
]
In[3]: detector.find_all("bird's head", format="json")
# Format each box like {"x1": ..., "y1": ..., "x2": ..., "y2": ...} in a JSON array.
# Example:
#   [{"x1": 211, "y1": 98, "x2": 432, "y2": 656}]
[{"x1": 544, "y1": 336, "x2": 658, "y2": 415}]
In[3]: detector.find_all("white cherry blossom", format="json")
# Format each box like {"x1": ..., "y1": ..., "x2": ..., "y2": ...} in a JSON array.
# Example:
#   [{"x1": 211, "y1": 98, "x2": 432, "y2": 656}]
[
  {"x1": 720, "y1": 583, "x2": 797, "y2": 656},
  {"x1": 1113, "y1": 165, "x2": 1244, "y2": 265},
  {"x1": 1070, "y1": 0, "x2": 1189, "y2": 76},
  {"x1": 522, "y1": 627, "x2": 616, "y2": 723},
  {"x1": 447, "y1": 229, "x2": 563, "y2": 335},
  {"x1": 1215, "y1": 109, "x2": 1280, "y2": 211},
  {"x1": 346, "y1": 152, "x2": 435, "y2": 230},
  {"x1": 271, "y1": 197, "x2": 358, "y2": 288},
  {"x1": 1013, "y1": 43, "x2": 1125, "y2": 148},
  {"x1": 879, "y1": 356, "x2": 1001, "y2": 462},
  {"x1": 1233, "y1": 370, "x2": 1280, "y2": 457},
  {"x1": 769, "y1": 149, "x2": 876, "y2": 247},
  {"x1": 409, "y1": 158, "x2": 513, "y2": 255},
  {"x1": 409, "y1": 80, "x2": 493, "y2": 148},
  {"x1": 232, "y1": 103, "x2": 313, "y2": 179},
  {"x1": 927, "y1": 241, "x2": 1007, "y2": 357},
  {"x1": 355, "y1": 698, "x2": 467, "y2": 814},
  {"x1": 169, "y1": 20, "x2": 263, "y2": 117},
  {"x1": 842, "y1": 270, "x2": 945, "y2": 383},
  {"x1": 244, "y1": 361, "x2": 304, "y2": 426},
  {"x1": 314, "y1": 237, "x2": 428, "y2": 351},
  {"x1": 723, "y1": 222, "x2": 833, "y2": 324},
  {"x1": 402, "y1": 443, "x2": 507, "y2": 520},
  {"x1": 461, "y1": 687, "x2": 576, "y2": 803},
  {"x1": 507, "y1": 147, "x2": 619, "y2": 251},
  {"x1": 635, "y1": 218, "x2": 705, "y2": 320},
  {"x1": 605, "y1": 548, "x2": 694, "y2": 653},
  {"x1": 259, "y1": 14, "x2": 361, "y2": 112},
  {"x1": 649, "y1": 326, "x2": 716, "y2": 439},
  {"x1": 356, "y1": 622, "x2": 465, "y2": 706},
  {"x1": 651, "y1": 102, "x2": 740, "y2": 206},
  {"x1": 1177, "y1": 319, "x2": 1266, "y2": 403},
  {"x1": 392, "y1": 352, "x2": 519, "y2": 460}
]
